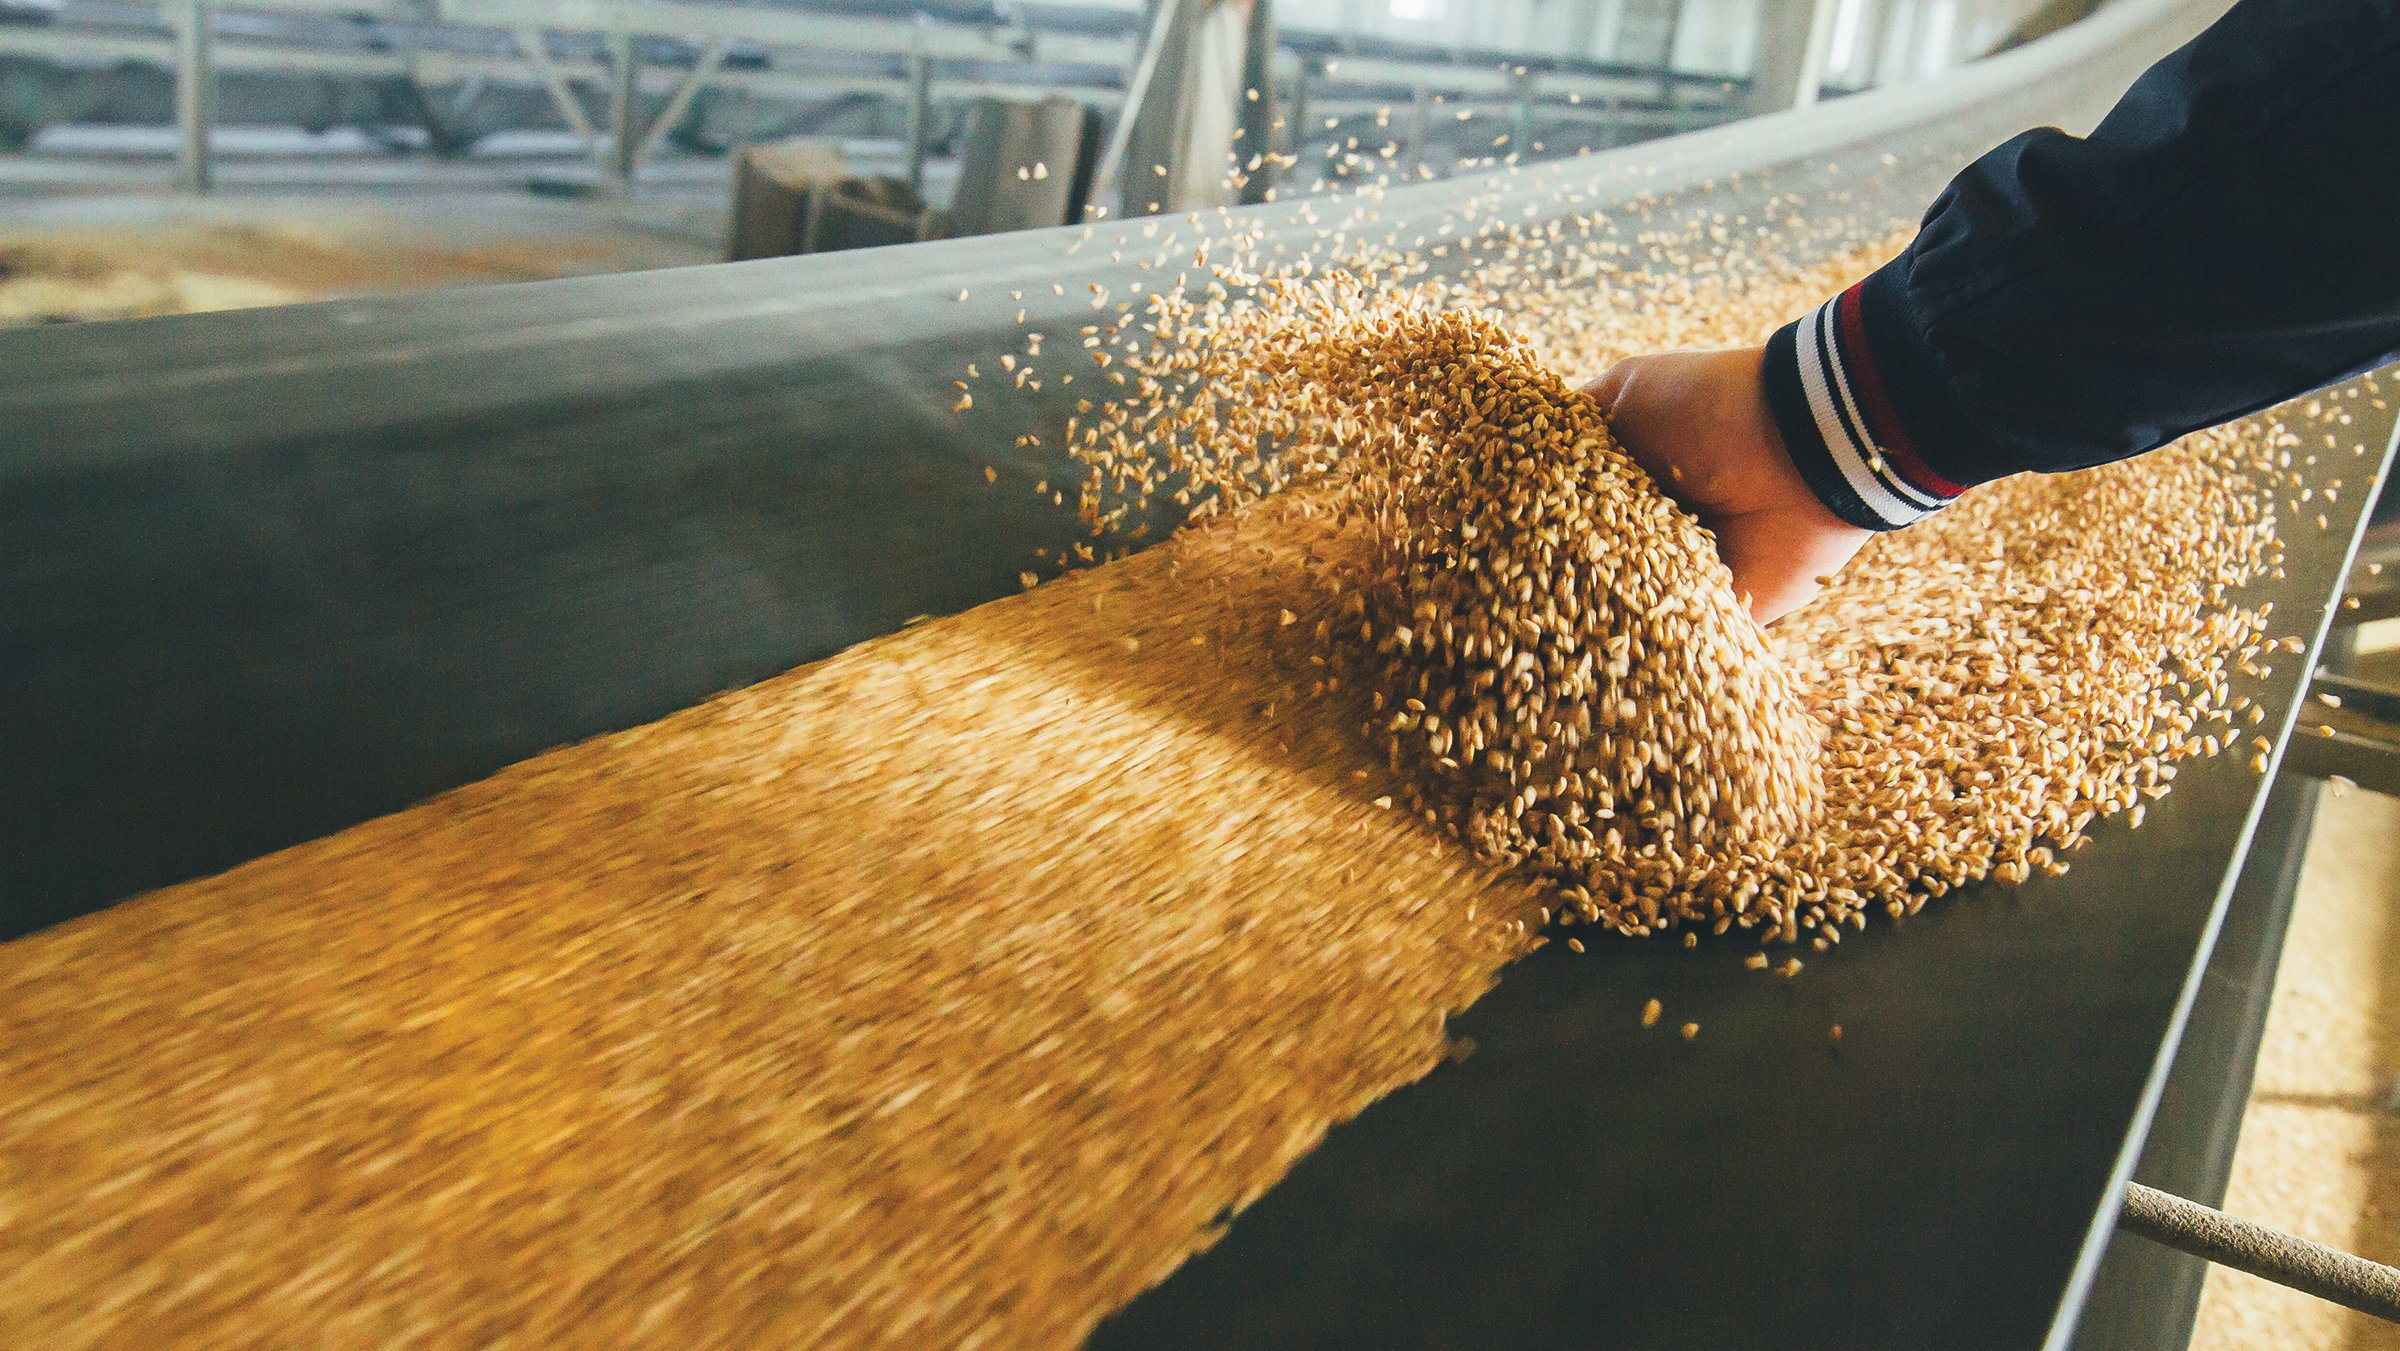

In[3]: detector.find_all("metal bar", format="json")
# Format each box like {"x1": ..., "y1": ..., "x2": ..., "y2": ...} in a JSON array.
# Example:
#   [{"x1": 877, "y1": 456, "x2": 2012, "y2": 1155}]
[
  {"x1": 443, "y1": 76, "x2": 487, "y2": 127},
  {"x1": 901, "y1": 20, "x2": 932, "y2": 192},
  {"x1": 0, "y1": 20, "x2": 1706, "y2": 125},
  {"x1": 605, "y1": 26, "x2": 637, "y2": 188},
  {"x1": 392, "y1": 72, "x2": 447, "y2": 155},
  {"x1": 2066, "y1": 768, "x2": 2326, "y2": 1351},
  {"x1": 1568, "y1": 0, "x2": 1606, "y2": 58},
  {"x1": 1234, "y1": 0, "x2": 1277, "y2": 206},
  {"x1": 632, "y1": 35, "x2": 723, "y2": 171},
  {"x1": 1407, "y1": 84, "x2": 1429, "y2": 169},
  {"x1": 2336, "y1": 582, "x2": 2400, "y2": 626},
  {"x1": 1296, "y1": 54, "x2": 1734, "y2": 100},
  {"x1": 514, "y1": 24, "x2": 608, "y2": 175},
  {"x1": 444, "y1": 0, "x2": 1119, "y2": 66},
  {"x1": 1086, "y1": 0, "x2": 1183, "y2": 218},
  {"x1": 3, "y1": 15, "x2": 1727, "y2": 115},
  {"x1": 3, "y1": 23, "x2": 1109, "y2": 109},
  {"x1": 1795, "y1": 0, "x2": 1843, "y2": 109},
  {"x1": 0, "y1": 25, "x2": 1155, "y2": 109},
  {"x1": 1283, "y1": 55, "x2": 1307, "y2": 171},
  {"x1": 1748, "y1": 0, "x2": 1840, "y2": 113},
  {"x1": 1654, "y1": 0, "x2": 1688, "y2": 105},
  {"x1": 172, "y1": 0, "x2": 212, "y2": 193},
  {"x1": 2307, "y1": 669, "x2": 2400, "y2": 726},
  {"x1": 164, "y1": 0, "x2": 413, "y2": 13},
  {"x1": 1860, "y1": 0, "x2": 1903, "y2": 88},
  {"x1": 459, "y1": 0, "x2": 1747, "y2": 93},
  {"x1": 797, "y1": 177, "x2": 828, "y2": 254},
  {"x1": 2119, "y1": 1183, "x2": 2400, "y2": 1323},
  {"x1": 2280, "y1": 723, "x2": 2400, "y2": 796}
]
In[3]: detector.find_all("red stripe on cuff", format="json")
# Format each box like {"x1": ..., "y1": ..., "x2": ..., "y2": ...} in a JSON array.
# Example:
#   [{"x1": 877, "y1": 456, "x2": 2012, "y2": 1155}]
[{"x1": 1835, "y1": 283, "x2": 1965, "y2": 499}]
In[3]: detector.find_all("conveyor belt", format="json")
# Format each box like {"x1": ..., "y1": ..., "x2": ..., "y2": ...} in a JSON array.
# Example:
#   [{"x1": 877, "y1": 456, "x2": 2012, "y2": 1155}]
[
  {"x1": 0, "y1": 0, "x2": 2235, "y2": 938},
  {"x1": 3, "y1": 0, "x2": 2393, "y2": 1345}
]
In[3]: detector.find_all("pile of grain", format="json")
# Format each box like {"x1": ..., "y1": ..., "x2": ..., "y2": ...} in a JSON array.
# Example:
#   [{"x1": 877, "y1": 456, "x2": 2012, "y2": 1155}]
[
  {"x1": 1037, "y1": 215, "x2": 2302, "y2": 946},
  {"x1": 1200, "y1": 284, "x2": 1824, "y2": 918}
]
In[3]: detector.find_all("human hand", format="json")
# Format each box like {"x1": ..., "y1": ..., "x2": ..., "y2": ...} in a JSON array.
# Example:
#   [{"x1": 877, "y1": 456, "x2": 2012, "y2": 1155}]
[{"x1": 1583, "y1": 347, "x2": 1870, "y2": 625}]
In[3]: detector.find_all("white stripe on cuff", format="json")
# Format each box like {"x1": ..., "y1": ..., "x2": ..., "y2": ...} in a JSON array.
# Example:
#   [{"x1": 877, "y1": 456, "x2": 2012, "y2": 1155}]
[
  {"x1": 1794, "y1": 299, "x2": 1930, "y2": 527},
  {"x1": 1815, "y1": 302, "x2": 1945, "y2": 512}
]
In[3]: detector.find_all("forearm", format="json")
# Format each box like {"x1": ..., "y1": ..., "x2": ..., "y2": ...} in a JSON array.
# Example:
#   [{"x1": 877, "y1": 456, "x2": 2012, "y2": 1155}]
[{"x1": 1766, "y1": 0, "x2": 2400, "y2": 531}]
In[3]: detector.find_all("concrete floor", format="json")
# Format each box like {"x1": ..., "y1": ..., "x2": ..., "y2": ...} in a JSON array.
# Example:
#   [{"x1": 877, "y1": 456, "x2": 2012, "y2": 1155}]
[{"x1": 2190, "y1": 621, "x2": 2400, "y2": 1351}]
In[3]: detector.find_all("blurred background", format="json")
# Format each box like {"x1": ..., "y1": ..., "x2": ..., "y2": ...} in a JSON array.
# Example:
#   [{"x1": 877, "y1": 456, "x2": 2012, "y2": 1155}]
[{"x1": 0, "y1": 0, "x2": 2088, "y2": 324}]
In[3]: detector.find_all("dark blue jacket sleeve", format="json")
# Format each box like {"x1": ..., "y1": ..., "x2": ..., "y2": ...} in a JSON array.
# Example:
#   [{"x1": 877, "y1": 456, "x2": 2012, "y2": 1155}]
[{"x1": 1763, "y1": 0, "x2": 2400, "y2": 531}]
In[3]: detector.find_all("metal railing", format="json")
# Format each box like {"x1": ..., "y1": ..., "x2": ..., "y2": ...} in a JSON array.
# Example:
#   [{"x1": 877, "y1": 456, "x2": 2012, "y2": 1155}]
[{"x1": 0, "y1": 0, "x2": 1752, "y2": 194}]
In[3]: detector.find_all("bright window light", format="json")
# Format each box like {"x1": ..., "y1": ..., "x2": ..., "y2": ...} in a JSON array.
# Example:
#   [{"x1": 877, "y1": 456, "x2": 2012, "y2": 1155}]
[
  {"x1": 1389, "y1": 0, "x2": 1446, "y2": 20},
  {"x1": 1918, "y1": 0, "x2": 1958, "y2": 75},
  {"x1": 1827, "y1": 0, "x2": 1868, "y2": 72}
]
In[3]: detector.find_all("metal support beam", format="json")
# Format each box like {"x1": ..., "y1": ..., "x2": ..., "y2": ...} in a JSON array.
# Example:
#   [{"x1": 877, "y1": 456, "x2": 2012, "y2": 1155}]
[
  {"x1": 901, "y1": 20, "x2": 933, "y2": 192},
  {"x1": 1406, "y1": 84, "x2": 1429, "y2": 170},
  {"x1": 516, "y1": 25, "x2": 610, "y2": 177},
  {"x1": 633, "y1": 36, "x2": 724, "y2": 172},
  {"x1": 1086, "y1": 0, "x2": 1183, "y2": 218},
  {"x1": 2282, "y1": 722, "x2": 2400, "y2": 797},
  {"x1": 1509, "y1": 69, "x2": 1535, "y2": 150},
  {"x1": 1749, "y1": 0, "x2": 1840, "y2": 112},
  {"x1": 2119, "y1": 1182, "x2": 2400, "y2": 1323},
  {"x1": 0, "y1": 6, "x2": 1738, "y2": 143},
  {"x1": 1860, "y1": 0, "x2": 1905, "y2": 89},
  {"x1": 606, "y1": 27, "x2": 637, "y2": 190},
  {"x1": 1233, "y1": 0, "x2": 1277, "y2": 206},
  {"x1": 2308, "y1": 669, "x2": 2400, "y2": 725},
  {"x1": 1282, "y1": 55, "x2": 1308, "y2": 187},
  {"x1": 1568, "y1": 0, "x2": 1609, "y2": 60},
  {"x1": 1654, "y1": 0, "x2": 1689, "y2": 106},
  {"x1": 445, "y1": 79, "x2": 487, "y2": 122},
  {"x1": 2336, "y1": 580, "x2": 2400, "y2": 626},
  {"x1": 172, "y1": 0, "x2": 212, "y2": 193},
  {"x1": 1797, "y1": 0, "x2": 1842, "y2": 107}
]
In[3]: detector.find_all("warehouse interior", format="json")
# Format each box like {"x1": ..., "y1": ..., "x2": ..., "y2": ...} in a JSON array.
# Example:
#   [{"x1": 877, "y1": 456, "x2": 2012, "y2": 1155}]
[
  {"x1": 1, "y1": 0, "x2": 2069, "y2": 317},
  {"x1": 1, "y1": 2, "x2": 2396, "y2": 1349}
]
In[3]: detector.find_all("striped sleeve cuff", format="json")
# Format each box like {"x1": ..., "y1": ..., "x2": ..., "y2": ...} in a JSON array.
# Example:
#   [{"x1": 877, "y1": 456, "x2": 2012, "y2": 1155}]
[{"x1": 1762, "y1": 283, "x2": 1967, "y2": 532}]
